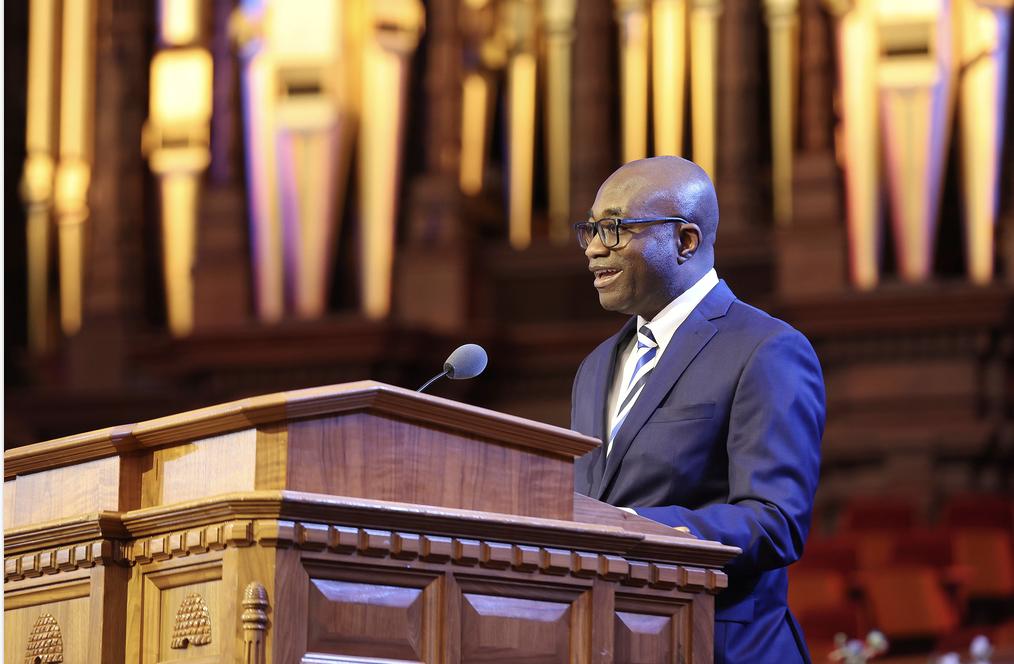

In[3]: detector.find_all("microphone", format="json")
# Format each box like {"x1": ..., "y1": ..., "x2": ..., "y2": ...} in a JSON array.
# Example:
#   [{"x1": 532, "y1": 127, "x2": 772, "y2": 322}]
[{"x1": 417, "y1": 343, "x2": 488, "y2": 393}]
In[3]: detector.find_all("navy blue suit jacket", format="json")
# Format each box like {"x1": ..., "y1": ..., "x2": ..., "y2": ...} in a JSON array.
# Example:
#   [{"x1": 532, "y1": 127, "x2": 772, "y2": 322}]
[{"x1": 572, "y1": 281, "x2": 825, "y2": 664}]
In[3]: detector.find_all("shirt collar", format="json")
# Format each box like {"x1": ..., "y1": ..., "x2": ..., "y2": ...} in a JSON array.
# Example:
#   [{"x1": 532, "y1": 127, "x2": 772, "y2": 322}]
[{"x1": 636, "y1": 268, "x2": 719, "y2": 353}]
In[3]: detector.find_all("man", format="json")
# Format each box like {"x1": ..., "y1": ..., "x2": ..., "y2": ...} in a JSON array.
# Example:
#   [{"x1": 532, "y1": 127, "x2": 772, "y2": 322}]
[{"x1": 571, "y1": 156, "x2": 825, "y2": 664}]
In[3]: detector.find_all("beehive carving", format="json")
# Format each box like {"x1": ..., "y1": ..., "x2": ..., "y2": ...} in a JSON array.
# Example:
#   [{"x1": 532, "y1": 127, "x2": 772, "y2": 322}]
[
  {"x1": 24, "y1": 612, "x2": 63, "y2": 663},
  {"x1": 169, "y1": 592, "x2": 212, "y2": 649}
]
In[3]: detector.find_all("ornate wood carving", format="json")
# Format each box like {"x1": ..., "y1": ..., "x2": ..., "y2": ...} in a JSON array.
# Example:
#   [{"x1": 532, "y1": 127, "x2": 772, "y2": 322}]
[
  {"x1": 5, "y1": 539, "x2": 128, "y2": 583},
  {"x1": 117, "y1": 491, "x2": 734, "y2": 566},
  {"x1": 127, "y1": 518, "x2": 727, "y2": 593},
  {"x1": 169, "y1": 592, "x2": 212, "y2": 649},
  {"x1": 25, "y1": 612, "x2": 64, "y2": 663},
  {"x1": 5, "y1": 517, "x2": 727, "y2": 600},
  {"x1": 242, "y1": 582, "x2": 269, "y2": 664}
]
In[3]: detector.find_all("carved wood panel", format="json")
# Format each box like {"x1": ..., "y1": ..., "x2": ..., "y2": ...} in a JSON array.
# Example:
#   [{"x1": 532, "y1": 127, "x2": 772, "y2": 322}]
[
  {"x1": 146, "y1": 430, "x2": 258, "y2": 508},
  {"x1": 614, "y1": 595, "x2": 691, "y2": 664},
  {"x1": 452, "y1": 578, "x2": 591, "y2": 664},
  {"x1": 4, "y1": 596, "x2": 89, "y2": 664},
  {"x1": 302, "y1": 566, "x2": 441, "y2": 663},
  {"x1": 6, "y1": 457, "x2": 125, "y2": 528},
  {"x1": 461, "y1": 593, "x2": 572, "y2": 663},
  {"x1": 307, "y1": 579, "x2": 428, "y2": 660},
  {"x1": 140, "y1": 561, "x2": 223, "y2": 663},
  {"x1": 616, "y1": 612, "x2": 672, "y2": 663}
]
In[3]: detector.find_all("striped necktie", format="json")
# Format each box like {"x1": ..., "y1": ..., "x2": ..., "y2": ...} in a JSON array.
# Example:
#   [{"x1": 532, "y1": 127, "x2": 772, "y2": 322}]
[{"x1": 608, "y1": 325, "x2": 658, "y2": 454}]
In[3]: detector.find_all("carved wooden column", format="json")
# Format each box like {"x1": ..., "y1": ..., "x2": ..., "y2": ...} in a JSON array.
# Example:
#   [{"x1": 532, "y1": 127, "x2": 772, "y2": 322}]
[
  {"x1": 775, "y1": 0, "x2": 846, "y2": 297},
  {"x1": 242, "y1": 582, "x2": 269, "y2": 664}
]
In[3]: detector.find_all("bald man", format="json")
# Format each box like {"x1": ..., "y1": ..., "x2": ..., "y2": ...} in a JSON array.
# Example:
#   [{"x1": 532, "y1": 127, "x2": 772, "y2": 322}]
[{"x1": 571, "y1": 157, "x2": 825, "y2": 664}]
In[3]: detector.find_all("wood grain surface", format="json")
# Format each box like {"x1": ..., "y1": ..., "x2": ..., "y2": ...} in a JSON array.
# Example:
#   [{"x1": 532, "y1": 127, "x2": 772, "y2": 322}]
[{"x1": 5, "y1": 381, "x2": 599, "y2": 479}]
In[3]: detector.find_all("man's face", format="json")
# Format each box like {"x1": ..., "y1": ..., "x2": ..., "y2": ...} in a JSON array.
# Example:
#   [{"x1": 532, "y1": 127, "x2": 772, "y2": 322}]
[{"x1": 584, "y1": 170, "x2": 685, "y2": 320}]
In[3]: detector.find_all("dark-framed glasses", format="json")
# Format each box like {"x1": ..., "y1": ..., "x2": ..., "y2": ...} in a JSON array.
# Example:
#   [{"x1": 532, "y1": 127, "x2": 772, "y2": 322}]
[{"x1": 573, "y1": 216, "x2": 689, "y2": 249}]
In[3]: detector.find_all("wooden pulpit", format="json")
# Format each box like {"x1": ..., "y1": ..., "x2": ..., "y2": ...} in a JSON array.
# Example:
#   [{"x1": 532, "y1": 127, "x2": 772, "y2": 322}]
[{"x1": 4, "y1": 381, "x2": 738, "y2": 663}]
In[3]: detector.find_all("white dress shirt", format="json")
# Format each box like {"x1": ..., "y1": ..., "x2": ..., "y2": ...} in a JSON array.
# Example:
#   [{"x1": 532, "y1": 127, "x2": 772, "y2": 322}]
[{"x1": 605, "y1": 268, "x2": 720, "y2": 439}]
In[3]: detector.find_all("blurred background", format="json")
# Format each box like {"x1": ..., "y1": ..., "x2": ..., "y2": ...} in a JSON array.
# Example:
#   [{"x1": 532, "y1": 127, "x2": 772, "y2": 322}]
[{"x1": 4, "y1": 0, "x2": 1014, "y2": 660}]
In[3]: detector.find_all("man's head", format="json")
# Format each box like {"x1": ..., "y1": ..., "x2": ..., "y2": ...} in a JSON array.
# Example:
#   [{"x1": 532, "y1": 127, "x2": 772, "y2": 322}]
[{"x1": 582, "y1": 156, "x2": 719, "y2": 319}]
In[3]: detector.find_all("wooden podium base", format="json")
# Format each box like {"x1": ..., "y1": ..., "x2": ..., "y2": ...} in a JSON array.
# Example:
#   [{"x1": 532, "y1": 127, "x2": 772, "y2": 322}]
[{"x1": 4, "y1": 382, "x2": 738, "y2": 663}]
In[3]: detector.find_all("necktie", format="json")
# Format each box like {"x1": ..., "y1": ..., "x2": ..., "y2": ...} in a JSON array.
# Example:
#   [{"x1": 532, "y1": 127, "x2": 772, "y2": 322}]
[{"x1": 608, "y1": 325, "x2": 658, "y2": 454}]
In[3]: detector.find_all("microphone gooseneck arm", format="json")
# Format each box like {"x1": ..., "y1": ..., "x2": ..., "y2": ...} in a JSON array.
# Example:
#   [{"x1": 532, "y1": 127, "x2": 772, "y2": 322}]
[{"x1": 417, "y1": 371, "x2": 448, "y2": 393}]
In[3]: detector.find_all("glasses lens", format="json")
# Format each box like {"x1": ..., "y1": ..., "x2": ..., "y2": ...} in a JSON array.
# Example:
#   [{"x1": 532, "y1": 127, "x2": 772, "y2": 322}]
[
  {"x1": 599, "y1": 219, "x2": 620, "y2": 247},
  {"x1": 575, "y1": 222, "x2": 595, "y2": 248}
]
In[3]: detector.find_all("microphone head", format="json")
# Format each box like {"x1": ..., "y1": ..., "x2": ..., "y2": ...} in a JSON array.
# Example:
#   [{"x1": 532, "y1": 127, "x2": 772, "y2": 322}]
[{"x1": 443, "y1": 343, "x2": 488, "y2": 380}]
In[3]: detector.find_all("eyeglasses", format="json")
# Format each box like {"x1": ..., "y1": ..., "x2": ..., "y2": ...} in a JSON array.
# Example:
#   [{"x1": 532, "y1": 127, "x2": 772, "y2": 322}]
[{"x1": 573, "y1": 216, "x2": 689, "y2": 249}]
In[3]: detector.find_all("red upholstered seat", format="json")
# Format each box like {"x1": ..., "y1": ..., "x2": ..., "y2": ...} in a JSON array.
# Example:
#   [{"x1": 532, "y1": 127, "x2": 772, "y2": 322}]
[
  {"x1": 855, "y1": 565, "x2": 960, "y2": 640},
  {"x1": 839, "y1": 496, "x2": 918, "y2": 569},
  {"x1": 941, "y1": 493, "x2": 1014, "y2": 600},
  {"x1": 790, "y1": 537, "x2": 867, "y2": 661}
]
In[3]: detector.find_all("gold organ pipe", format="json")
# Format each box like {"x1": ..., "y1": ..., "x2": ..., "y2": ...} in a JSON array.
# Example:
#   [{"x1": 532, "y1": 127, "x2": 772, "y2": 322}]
[
  {"x1": 957, "y1": 0, "x2": 1011, "y2": 284},
  {"x1": 143, "y1": 43, "x2": 213, "y2": 337},
  {"x1": 460, "y1": 72, "x2": 491, "y2": 195},
  {"x1": 359, "y1": 0, "x2": 424, "y2": 319},
  {"x1": 232, "y1": 4, "x2": 285, "y2": 323},
  {"x1": 651, "y1": 0, "x2": 688, "y2": 156},
  {"x1": 764, "y1": 0, "x2": 799, "y2": 227},
  {"x1": 269, "y1": 0, "x2": 343, "y2": 319},
  {"x1": 827, "y1": 0, "x2": 881, "y2": 289},
  {"x1": 333, "y1": 0, "x2": 363, "y2": 302},
  {"x1": 159, "y1": 174, "x2": 200, "y2": 335},
  {"x1": 504, "y1": 0, "x2": 538, "y2": 249},
  {"x1": 616, "y1": 0, "x2": 650, "y2": 163},
  {"x1": 25, "y1": 188, "x2": 52, "y2": 353},
  {"x1": 25, "y1": 0, "x2": 58, "y2": 159},
  {"x1": 161, "y1": 0, "x2": 201, "y2": 46},
  {"x1": 338, "y1": 0, "x2": 365, "y2": 170},
  {"x1": 690, "y1": 0, "x2": 722, "y2": 178},
  {"x1": 23, "y1": 0, "x2": 60, "y2": 352},
  {"x1": 55, "y1": 0, "x2": 98, "y2": 336},
  {"x1": 278, "y1": 130, "x2": 339, "y2": 319},
  {"x1": 360, "y1": 48, "x2": 402, "y2": 317},
  {"x1": 542, "y1": 0, "x2": 577, "y2": 243},
  {"x1": 508, "y1": 52, "x2": 537, "y2": 248},
  {"x1": 875, "y1": 0, "x2": 954, "y2": 284},
  {"x1": 54, "y1": 161, "x2": 89, "y2": 336},
  {"x1": 459, "y1": 0, "x2": 502, "y2": 197}
]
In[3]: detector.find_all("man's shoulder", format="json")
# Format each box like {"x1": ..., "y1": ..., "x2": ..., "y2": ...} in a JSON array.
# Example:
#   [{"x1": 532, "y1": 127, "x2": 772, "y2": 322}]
[{"x1": 722, "y1": 296, "x2": 815, "y2": 351}]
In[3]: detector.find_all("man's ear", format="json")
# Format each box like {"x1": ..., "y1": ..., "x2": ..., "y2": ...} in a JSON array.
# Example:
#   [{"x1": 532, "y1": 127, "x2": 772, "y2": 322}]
[{"x1": 676, "y1": 223, "x2": 702, "y2": 263}]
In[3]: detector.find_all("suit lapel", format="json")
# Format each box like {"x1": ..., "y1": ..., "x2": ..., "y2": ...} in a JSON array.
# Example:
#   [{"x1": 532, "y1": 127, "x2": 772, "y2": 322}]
[
  {"x1": 594, "y1": 281, "x2": 736, "y2": 501},
  {"x1": 587, "y1": 318, "x2": 637, "y2": 497}
]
